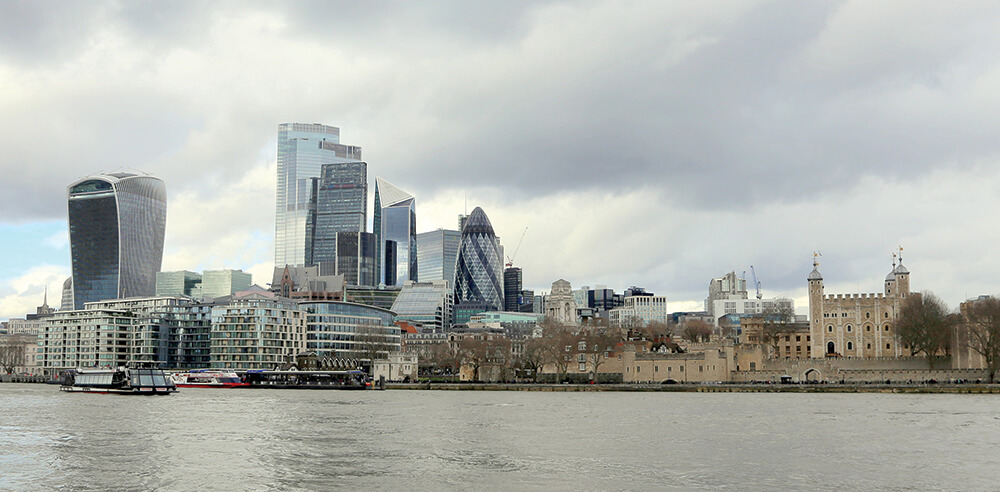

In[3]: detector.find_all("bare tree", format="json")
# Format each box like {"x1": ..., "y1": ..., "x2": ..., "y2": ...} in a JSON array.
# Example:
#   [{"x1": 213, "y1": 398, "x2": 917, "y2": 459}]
[
  {"x1": 457, "y1": 335, "x2": 511, "y2": 382},
  {"x1": 538, "y1": 317, "x2": 575, "y2": 382},
  {"x1": 580, "y1": 324, "x2": 621, "y2": 382},
  {"x1": 681, "y1": 320, "x2": 713, "y2": 343},
  {"x1": 354, "y1": 322, "x2": 394, "y2": 371},
  {"x1": 759, "y1": 299, "x2": 797, "y2": 356},
  {"x1": 963, "y1": 296, "x2": 1000, "y2": 382},
  {"x1": 0, "y1": 339, "x2": 26, "y2": 374},
  {"x1": 519, "y1": 336, "x2": 548, "y2": 382},
  {"x1": 896, "y1": 292, "x2": 955, "y2": 369}
]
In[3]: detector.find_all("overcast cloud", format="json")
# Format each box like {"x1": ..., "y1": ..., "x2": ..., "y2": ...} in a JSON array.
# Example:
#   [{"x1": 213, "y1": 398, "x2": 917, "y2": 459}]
[{"x1": 2, "y1": 0, "x2": 1000, "y2": 320}]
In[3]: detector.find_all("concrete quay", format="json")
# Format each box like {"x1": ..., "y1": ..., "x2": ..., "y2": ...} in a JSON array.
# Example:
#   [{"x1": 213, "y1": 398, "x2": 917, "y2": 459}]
[{"x1": 387, "y1": 382, "x2": 1000, "y2": 393}]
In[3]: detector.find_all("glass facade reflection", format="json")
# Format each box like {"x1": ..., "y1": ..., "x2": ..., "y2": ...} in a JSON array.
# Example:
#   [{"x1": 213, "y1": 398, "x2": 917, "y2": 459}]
[
  {"x1": 68, "y1": 172, "x2": 166, "y2": 309},
  {"x1": 275, "y1": 123, "x2": 362, "y2": 267},
  {"x1": 374, "y1": 177, "x2": 417, "y2": 286},
  {"x1": 301, "y1": 301, "x2": 400, "y2": 359},
  {"x1": 454, "y1": 207, "x2": 504, "y2": 313},
  {"x1": 416, "y1": 229, "x2": 461, "y2": 284},
  {"x1": 308, "y1": 161, "x2": 367, "y2": 267}
]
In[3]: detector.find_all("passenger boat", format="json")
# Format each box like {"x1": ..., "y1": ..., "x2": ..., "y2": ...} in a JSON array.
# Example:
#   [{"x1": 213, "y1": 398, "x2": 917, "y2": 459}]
[
  {"x1": 243, "y1": 370, "x2": 382, "y2": 390},
  {"x1": 60, "y1": 362, "x2": 177, "y2": 395},
  {"x1": 170, "y1": 370, "x2": 248, "y2": 388}
]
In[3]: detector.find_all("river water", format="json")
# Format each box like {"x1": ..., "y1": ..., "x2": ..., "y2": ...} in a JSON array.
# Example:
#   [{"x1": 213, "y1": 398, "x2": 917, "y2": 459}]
[{"x1": 2, "y1": 384, "x2": 999, "y2": 491}]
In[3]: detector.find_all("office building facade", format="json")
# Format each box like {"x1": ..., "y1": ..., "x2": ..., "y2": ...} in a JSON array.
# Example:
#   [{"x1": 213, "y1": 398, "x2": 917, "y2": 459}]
[
  {"x1": 415, "y1": 229, "x2": 461, "y2": 284},
  {"x1": 275, "y1": 123, "x2": 362, "y2": 267},
  {"x1": 374, "y1": 177, "x2": 417, "y2": 286},
  {"x1": 503, "y1": 267, "x2": 523, "y2": 312},
  {"x1": 67, "y1": 172, "x2": 167, "y2": 309},
  {"x1": 307, "y1": 161, "x2": 368, "y2": 266}
]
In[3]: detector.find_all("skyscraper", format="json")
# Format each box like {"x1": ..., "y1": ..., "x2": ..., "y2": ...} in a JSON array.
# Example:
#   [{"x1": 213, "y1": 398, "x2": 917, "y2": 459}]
[
  {"x1": 374, "y1": 177, "x2": 417, "y2": 286},
  {"x1": 454, "y1": 207, "x2": 504, "y2": 313},
  {"x1": 307, "y1": 161, "x2": 367, "y2": 266},
  {"x1": 415, "y1": 229, "x2": 461, "y2": 284},
  {"x1": 503, "y1": 267, "x2": 522, "y2": 312},
  {"x1": 67, "y1": 172, "x2": 166, "y2": 309},
  {"x1": 275, "y1": 123, "x2": 362, "y2": 267}
]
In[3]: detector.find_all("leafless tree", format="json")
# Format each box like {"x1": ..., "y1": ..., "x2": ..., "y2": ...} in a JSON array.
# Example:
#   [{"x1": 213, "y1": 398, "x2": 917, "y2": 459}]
[
  {"x1": 0, "y1": 340, "x2": 26, "y2": 374},
  {"x1": 457, "y1": 335, "x2": 511, "y2": 382},
  {"x1": 519, "y1": 336, "x2": 548, "y2": 382},
  {"x1": 580, "y1": 324, "x2": 621, "y2": 382},
  {"x1": 759, "y1": 298, "x2": 797, "y2": 356},
  {"x1": 895, "y1": 291, "x2": 955, "y2": 369},
  {"x1": 681, "y1": 320, "x2": 714, "y2": 343},
  {"x1": 354, "y1": 322, "x2": 394, "y2": 370},
  {"x1": 538, "y1": 317, "x2": 575, "y2": 382},
  {"x1": 963, "y1": 296, "x2": 1000, "y2": 382}
]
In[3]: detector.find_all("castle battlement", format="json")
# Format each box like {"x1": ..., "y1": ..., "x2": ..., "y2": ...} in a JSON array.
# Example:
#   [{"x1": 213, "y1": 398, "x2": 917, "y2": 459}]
[{"x1": 824, "y1": 292, "x2": 885, "y2": 301}]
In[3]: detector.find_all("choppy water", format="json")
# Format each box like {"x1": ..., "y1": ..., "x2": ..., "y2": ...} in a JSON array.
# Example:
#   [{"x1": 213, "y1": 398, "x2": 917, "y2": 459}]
[{"x1": 2, "y1": 384, "x2": 1000, "y2": 491}]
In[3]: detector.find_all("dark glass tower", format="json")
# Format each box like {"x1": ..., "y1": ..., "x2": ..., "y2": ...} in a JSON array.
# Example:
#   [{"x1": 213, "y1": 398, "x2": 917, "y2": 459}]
[
  {"x1": 454, "y1": 207, "x2": 504, "y2": 313},
  {"x1": 67, "y1": 172, "x2": 166, "y2": 309},
  {"x1": 308, "y1": 161, "x2": 367, "y2": 266},
  {"x1": 503, "y1": 267, "x2": 522, "y2": 312}
]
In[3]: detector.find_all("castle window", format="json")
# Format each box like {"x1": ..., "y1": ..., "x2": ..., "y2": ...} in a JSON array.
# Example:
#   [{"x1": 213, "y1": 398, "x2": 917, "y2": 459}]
[
  {"x1": 886, "y1": 343, "x2": 891, "y2": 350},
  {"x1": 885, "y1": 325, "x2": 890, "y2": 332},
  {"x1": 867, "y1": 343, "x2": 872, "y2": 350},
  {"x1": 884, "y1": 312, "x2": 889, "y2": 319},
  {"x1": 846, "y1": 325, "x2": 852, "y2": 332},
  {"x1": 866, "y1": 325, "x2": 871, "y2": 332},
  {"x1": 828, "y1": 325, "x2": 833, "y2": 333},
  {"x1": 847, "y1": 342, "x2": 853, "y2": 350}
]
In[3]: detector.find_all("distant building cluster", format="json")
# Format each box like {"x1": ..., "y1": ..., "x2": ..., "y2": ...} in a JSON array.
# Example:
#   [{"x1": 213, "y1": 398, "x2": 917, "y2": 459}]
[{"x1": 2, "y1": 123, "x2": 996, "y2": 386}]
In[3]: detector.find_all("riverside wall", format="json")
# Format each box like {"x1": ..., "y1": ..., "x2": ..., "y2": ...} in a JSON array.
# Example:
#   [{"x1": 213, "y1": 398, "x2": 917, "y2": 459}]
[{"x1": 386, "y1": 382, "x2": 1000, "y2": 393}]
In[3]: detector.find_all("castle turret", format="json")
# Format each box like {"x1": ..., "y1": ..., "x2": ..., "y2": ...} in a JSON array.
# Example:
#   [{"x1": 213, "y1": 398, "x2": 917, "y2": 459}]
[{"x1": 808, "y1": 255, "x2": 824, "y2": 358}]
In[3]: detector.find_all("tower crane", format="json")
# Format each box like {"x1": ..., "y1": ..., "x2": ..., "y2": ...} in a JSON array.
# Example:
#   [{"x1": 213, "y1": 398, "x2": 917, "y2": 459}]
[
  {"x1": 505, "y1": 227, "x2": 528, "y2": 268},
  {"x1": 750, "y1": 265, "x2": 762, "y2": 300}
]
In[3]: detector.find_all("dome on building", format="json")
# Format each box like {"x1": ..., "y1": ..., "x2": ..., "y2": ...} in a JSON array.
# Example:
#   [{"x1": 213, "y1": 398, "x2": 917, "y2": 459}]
[
  {"x1": 894, "y1": 264, "x2": 909, "y2": 275},
  {"x1": 462, "y1": 207, "x2": 495, "y2": 235},
  {"x1": 808, "y1": 268, "x2": 823, "y2": 280},
  {"x1": 453, "y1": 207, "x2": 504, "y2": 311}
]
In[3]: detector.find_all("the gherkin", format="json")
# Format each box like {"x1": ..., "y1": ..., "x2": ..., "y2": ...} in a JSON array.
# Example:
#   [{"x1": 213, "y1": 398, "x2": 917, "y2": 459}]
[{"x1": 454, "y1": 207, "x2": 504, "y2": 311}]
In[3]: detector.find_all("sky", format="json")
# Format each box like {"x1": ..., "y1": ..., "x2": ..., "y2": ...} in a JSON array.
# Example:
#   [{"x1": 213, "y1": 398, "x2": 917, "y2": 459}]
[{"x1": 2, "y1": 0, "x2": 1000, "y2": 321}]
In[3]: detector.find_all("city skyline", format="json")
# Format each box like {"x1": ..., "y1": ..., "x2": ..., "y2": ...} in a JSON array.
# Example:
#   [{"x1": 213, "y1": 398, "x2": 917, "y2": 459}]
[{"x1": 5, "y1": 3, "x2": 1000, "y2": 320}]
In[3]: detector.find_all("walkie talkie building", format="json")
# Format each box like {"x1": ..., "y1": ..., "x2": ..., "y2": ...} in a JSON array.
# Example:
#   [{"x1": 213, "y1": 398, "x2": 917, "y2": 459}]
[{"x1": 67, "y1": 172, "x2": 166, "y2": 309}]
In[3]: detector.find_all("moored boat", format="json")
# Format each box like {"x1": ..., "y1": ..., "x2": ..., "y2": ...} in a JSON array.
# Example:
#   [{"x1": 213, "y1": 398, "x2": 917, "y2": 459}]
[
  {"x1": 170, "y1": 370, "x2": 248, "y2": 388},
  {"x1": 60, "y1": 362, "x2": 177, "y2": 395},
  {"x1": 244, "y1": 370, "x2": 382, "y2": 390}
]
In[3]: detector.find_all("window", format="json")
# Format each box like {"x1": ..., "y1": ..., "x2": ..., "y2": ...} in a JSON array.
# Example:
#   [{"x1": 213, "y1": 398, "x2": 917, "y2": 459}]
[
  {"x1": 828, "y1": 325, "x2": 833, "y2": 333},
  {"x1": 886, "y1": 343, "x2": 891, "y2": 350},
  {"x1": 867, "y1": 343, "x2": 871, "y2": 350},
  {"x1": 847, "y1": 342, "x2": 853, "y2": 350},
  {"x1": 846, "y1": 325, "x2": 852, "y2": 332},
  {"x1": 579, "y1": 363, "x2": 586, "y2": 372}
]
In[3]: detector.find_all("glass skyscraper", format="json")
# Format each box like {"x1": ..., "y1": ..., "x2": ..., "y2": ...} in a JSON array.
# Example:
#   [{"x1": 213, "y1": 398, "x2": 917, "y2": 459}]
[
  {"x1": 275, "y1": 123, "x2": 362, "y2": 267},
  {"x1": 67, "y1": 172, "x2": 166, "y2": 309},
  {"x1": 416, "y1": 229, "x2": 461, "y2": 285},
  {"x1": 307, "y1": 161, "x2": 367, "y2": 266},
  {"x1": 454, "y1": 207, "x2": 504, "y2": 313},
  {"x1": 374, "y1": 177, "x2": 417, "y2": 287},
  {"x1": 503, "y1": 267, "x2": 522, "y2": 312}
]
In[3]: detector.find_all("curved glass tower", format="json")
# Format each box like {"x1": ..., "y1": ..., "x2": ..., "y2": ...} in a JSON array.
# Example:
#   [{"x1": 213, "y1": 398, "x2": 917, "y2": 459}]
[
  {"x1": 67, "y1": 172, "x2": 166, "y2": 309},
  {"x1": 454, "y1": 207, "x2": 504, "y2": 311}
]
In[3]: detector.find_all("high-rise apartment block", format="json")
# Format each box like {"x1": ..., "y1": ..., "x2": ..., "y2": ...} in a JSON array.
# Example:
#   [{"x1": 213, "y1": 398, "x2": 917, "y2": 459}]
[
  {"x1": 67, "y1": 172, "x2": 166, "y2": 309},
  {"x1": 275, "y1": 123, "x2": 362, "y2": 267},
  {"x1": 416, "y1": 229, "x2": 461, "y2": 284}
]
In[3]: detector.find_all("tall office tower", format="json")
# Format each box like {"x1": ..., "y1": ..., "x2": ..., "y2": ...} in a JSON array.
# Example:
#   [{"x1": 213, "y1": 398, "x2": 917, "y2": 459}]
[
  {"x1": 415, "y1": 229, "x2": 461, "y2": 284},
  {"x1": 201, "y1": 269, "x2": 253, "y2": 299},
  {"x1": 275, "y1": 123, "x2": 362, "y2": 267},
  {"x1": 503, "y1": 267, "x2": 522, "y2": 312},
  {"x1": 457, "y1": 214, "x2": 467, "y2": 232},
  {"x1": 454, "y1": 207, "x2": 504, "y2": 313},
  {"x1": 307, "y1": 161, "x2": 368, "y2": 266},
  {"x1": 330, "y1": 231, "x2": 378, "y2": 287},
  {"x1": 374, "y1": 177, "x2": 417, "y2": 286},
  {"x1": 67, "y1": 172, "x2": 167, "y2": 309}
]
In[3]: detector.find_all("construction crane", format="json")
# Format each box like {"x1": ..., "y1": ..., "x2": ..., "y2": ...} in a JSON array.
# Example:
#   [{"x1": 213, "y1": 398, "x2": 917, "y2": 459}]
[
  {"x1": 750, "y1": 265, "x2": 762, "y2": 300},
  {"x1": 505, "y1": 227, "x2": 528, "y2": 268}
]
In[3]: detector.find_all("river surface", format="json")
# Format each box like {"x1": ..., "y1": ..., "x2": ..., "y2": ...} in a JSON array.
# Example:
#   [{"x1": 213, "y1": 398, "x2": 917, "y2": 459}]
[{"x1": 2, "y1": 384, "x2": 999, "y2": 491}]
